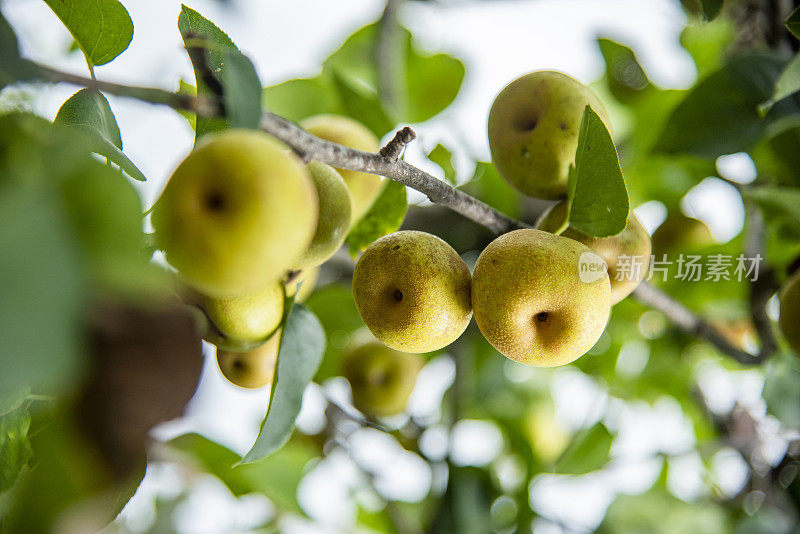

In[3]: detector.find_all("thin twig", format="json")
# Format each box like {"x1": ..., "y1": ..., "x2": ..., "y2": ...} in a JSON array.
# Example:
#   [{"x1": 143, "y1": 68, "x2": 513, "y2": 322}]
[
  {"x1": 380, "y1": 126, "x2": 416, "y2": 160},
  {"x1": 745, "y1": 203, "x2": 779, "y2": 361}
]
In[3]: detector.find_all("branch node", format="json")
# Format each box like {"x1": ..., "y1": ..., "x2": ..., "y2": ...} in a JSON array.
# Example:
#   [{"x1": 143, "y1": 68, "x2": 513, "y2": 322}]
[{"x1": 380, "y1": 127, "x2": 416, "y2": 161}]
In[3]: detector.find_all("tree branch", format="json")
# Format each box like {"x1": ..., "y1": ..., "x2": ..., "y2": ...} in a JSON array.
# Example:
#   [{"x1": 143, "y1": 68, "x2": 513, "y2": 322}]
[
  {"x1": 34, "y1": 63, "x2": 776, "y2": 365},
  {"x1": 745, "y1": 203, "x2": 780, "y2": 361}
]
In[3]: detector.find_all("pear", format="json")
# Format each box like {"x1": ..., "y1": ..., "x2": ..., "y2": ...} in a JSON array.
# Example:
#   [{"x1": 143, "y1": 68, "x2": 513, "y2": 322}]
[
  {"x1": 198, "y1": 283, "x2": 283, "y2": 350},
  {"x1": 301, "y1": 114, "x2": 382, "y2": 221},
  {"x1": 779, "y1": 270, "x2": 800, "y2": 355},
  {"x1": 217, "y1": 332, "x2": 280, "y2": 389},
  {"x1": 536, "y1": 201, "x2": 651, "y2": 304},
  {"x1": 294, "y1": 162, "x2": 352, "y2": 269},
  {"x1": 472, "y1": 229, "x2": 611, "y2": 367},
  {"x1": 151, "y1": 130, "x2": 318, "y2": 297},
  {"x1": 287, "y1": 267, "x2": 319, "y2": 303},
  {"x1": 488, "y1": 71, "x2": 611, "y2": 199},
  {"x1": 342, "y1": 342, "x2": 424, "y2": 417},
  {"x1": 351, "y1": 231, "x2": 472, "y2": 353},
  {"x1": 651, "y1": 212, "x2": 714, "y2": 255}
]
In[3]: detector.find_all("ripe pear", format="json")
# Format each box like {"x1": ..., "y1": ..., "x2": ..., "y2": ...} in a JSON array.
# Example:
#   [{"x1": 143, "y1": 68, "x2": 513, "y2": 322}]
[
  {"x1": 472, "y1": 229, "x2": 611, "y2": 367},
  {"x1": 217, "y1": 332, "x2": 280, "y2": 389},
  {"x1": 352, "y1": 231, "x2": 472, "y2": 353},
  {"x1": 301, "y1": 114, "x2": 382, "y2": 221},
  {"x1": 651, "y1": 212, "x2": 714, "y2": 255},
  {"x1": 536, "y1": 201, "x2": 651, "y2": 304},
  {"x1": 342, "y1": 342, "x2": 424, "y2": 417},
  {"x1": 779, "y1": 270, "x2": 800, "y2": 355},
  {"x1": 488, "y1": 71, "x2": 612, "y2": 199},
  {"x1": 151, "y1": 130, "x2": 318, "y2": 297},
  {"x1": 295, "y1": 162, "x2": 351, "y2": 269},
  {"x1": 198, "y1": 283, "x2": 283, "y2": 349}
]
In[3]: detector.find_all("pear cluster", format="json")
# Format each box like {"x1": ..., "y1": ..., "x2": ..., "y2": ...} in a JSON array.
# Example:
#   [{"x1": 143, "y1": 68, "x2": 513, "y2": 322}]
[{"x1": 152, "y1": 121, "x2": 361, "y2": 388}]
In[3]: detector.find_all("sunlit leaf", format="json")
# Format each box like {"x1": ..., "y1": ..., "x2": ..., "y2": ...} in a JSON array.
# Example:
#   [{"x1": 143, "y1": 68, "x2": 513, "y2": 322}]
[
  {"x1": 345, "y1": 179, "x2": 408, "y2": 256},
  {"x1": 427, "y1": 143, "x2": 457, "y2": 185}
]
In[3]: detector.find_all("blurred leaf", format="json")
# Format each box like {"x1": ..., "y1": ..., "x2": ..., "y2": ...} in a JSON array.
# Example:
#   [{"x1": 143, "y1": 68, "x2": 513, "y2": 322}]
[
  {"x1": 178, "y1": 5, "x2": 238, "y2": 139},
  {"x1": 599, "y1": 489, "x2": 730, "y2": 534},
  {"x1": 43, "y1": 0, "x2": 133, "y2": 67},
  {"x1": 461, "y1": 162, "x2": 521, "y2": 219},
  {"x1": 786, "y1": 4, "x2": 800, "y2": 40},
  {"x1": 345, "y1": 179, "x2": 408, "y2": 257},
  {"x1": 0, "y1": 398, "x2": 32, "y2": 496},
  {"x1": 241, "y1": 304, "x2": 325, "y2": 463},
  {"x1": 429, "y1": 467, "x2": 494, "y2": 534},
  {"x1": 221, "y1": 50, "x2": 262, "y2": 130},
  {"x1": 0, "y1": 12, "x2": 38, "y2": 89},
  {"x1": 305, "y1": 284, "x2": 364, "y2": 382},
  {"x1": 656, "y1": 54, "x2": 796, "y2": 158},
  {"x1": 263, "y1": 76, "x2": 342, "y2": 122},
  {"x1": 597, "y1": 38, "x2": 651, "y2": 102},
  {"x1": 324, "y1": 23, "x2": 464, "y2": 125},
  {"x1": 169, "y1": 433, "x2": 317, "y2": 514},
  {"x1": 568, "y1": 105, "x2": 629, "y2": 237},
  {"x1": 763, "y1": 354, "x2": 800, "y2": 427},
  {"x1": 427, "y1": 143, "x2": 457, "y2": 185},
  {"x1": 680, "y1": 18, "x2": 735, "y2": 76},
  {"x1": 742, "y1": 186, "x2": 800, "y2": 234},
  {"x1": 330, "y1": 70, "x2": 394, "y2": 137},
  {"x1": 554, "y1": 423, "x2": 612, "y2": 474},
  {"x1": 54, "y1": 88, "x2": 146, "y2": 182},
  {"x1": 176, "y1": 79, "x2": 197, "y2": 129},
  {"x1": 760, "y1": 53, "x2": 800, "y2": 114}
]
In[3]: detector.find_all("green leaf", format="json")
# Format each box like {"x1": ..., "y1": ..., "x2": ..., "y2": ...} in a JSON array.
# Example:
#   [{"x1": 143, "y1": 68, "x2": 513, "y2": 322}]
[
  {"x1": 427, "y1": 143, "x2": 457, "y2": 185},
  {"x1": 43, "y1": 0, "x2": 133, "y2": 67},
  {"x1": 0, "y1": 398, "x2": 32, "y2": 496},
  {"x1": 169, "y1": 433, "x2": 317, "y2": 514},
  {"x1": 742, "y1": 186, "x2": 800, "y2": 234},
  {"x1": 656, "y1": 54, "x2": 796, "y2": 158},
  {"x1": 263, "y1": 76, "x2": 343, "y2": 122},
  {"x1": 597, "y1": 38, "x2": 650, "y2": 102},
  {"x1": 178, "y1": 4, "x2": 238, "y2": 139},
  {"x1": 700, "y1": 0, "x2": 724, "y2": 20},
  {"x1": 305, "y1": 284, "x2": 364, "y2": 382},
  {"x1": 554, "y1": 423, "x2": 613, "y2": 474},
  {"x1": 240, "y1": 304, "x2": 325, "y2": 464},
  {"x1": 221, "y1": 50, "x2": 262, "y2": 130},
  {"x1": 323, "y1": 23, "x2": 464, "y2": 125},
  {"x1": 0, "y1": 12, "x2": 38, "y2": 89},
  {"x1": 429, "y1": 467, "x2": 494, "y2": 534},
  {"x1": 760, "y1": 52, "x2": 800, "y2": 114},
  {"x1": 54, "y1": 88, "x2": 146, "y2": 181},
  {"x1": 176, "y1": 79, "x2": 197, "y2": 129},
  {"x1": 330, "y1": 70, "x2": 394, "y2": 137},
  {"x1": 345, "y1": 179, "x2": 408, "y2": 257},
  {"x1": 567, "y1": 105, "x2": 629, "y2": 237},
  {"x1": 461, "y1": 162, "x2": 521, "y2": 220},
  {"x1": 786, "y1": 4, "x2": 800, "y2": 40},
  {"x1": 763, "y1": 355, "x2": 800, "y2": 427}
]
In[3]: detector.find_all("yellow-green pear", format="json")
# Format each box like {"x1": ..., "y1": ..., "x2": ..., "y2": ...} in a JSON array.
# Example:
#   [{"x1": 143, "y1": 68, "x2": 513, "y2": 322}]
[
  {"x1": 779, "y1": 270, "x2": 800, "y2": 355},
  {"x1": 294, "y1": 161, "x2": 352, "y2": 269},
  {"x1": 151, "y1": 130, "x2": 318, "y2": 296},
  {"x1": 352, "y1": 231, "x2": 472, "y2": 353},
  {"x1": 472, "y1": 229, "x2": 611, "y2": 367},
  {"x1": 217, "y1": 332, "x2": 280, "y2": 389},
  {"x1": 536, "y1": 201, "x2": 651, "y2": 304},
  {"x1": 651, "y1": 212, "x2": 715, "y2": 255},
  {"x1": 199, "y1": 283, "x2": 283, "y2": 349},
  {"x1": 301, "y1": 114, "x2": 382, "y2": 221},
  {"x1": 488, "y1": 71, "x2": 612, "y2": 199},
  {"x1": 342, "y1": 342, "x2": 424, "y2": 417}
]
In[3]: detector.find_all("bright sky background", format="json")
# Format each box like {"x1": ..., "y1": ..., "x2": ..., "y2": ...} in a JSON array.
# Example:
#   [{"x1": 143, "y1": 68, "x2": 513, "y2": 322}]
[{"x1": 2, "y1": 0, "x2": 769, "y2": 532}]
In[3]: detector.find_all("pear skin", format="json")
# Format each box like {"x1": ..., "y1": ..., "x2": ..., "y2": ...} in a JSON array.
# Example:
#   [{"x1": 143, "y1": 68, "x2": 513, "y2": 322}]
[
  {"x1": 488, "y1": 71, "x2": 611, "y2": 199},
  {"x1": 536, "y1": 201, "x2": 651, "y2": 304},
  {"x1": 651, "y1": 212, "x2": 715, "y2": 256},
  {"x1": 301, "y1": 114, "x2": 382, "y2": 221},
  {"x1": 352, "y1": 231, "x2": 472, "y2": 353},
  {"x1": 217, "y1": 332, "x2": 280, "y2": 389},
  {"x1": 342, "y1": 342, "x2": 424, "y2": 417},
  {"x1": 472, "y1": 229, "x2": 611, "y2": 367},
  {"x1": 152, "y1": 130, "x2": 317, "y2": 297},
  {"x1": 199, "y1": 283, "x2": 283, "y2": 347}
]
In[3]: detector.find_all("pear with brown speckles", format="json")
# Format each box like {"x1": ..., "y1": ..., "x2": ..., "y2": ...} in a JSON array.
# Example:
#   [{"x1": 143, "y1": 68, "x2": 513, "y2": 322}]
[
  {"x1": 472, "y1": 229, "x2": 611, "y2": 367},
  {"x1": 488, "y1": 71, "x2": 611, "y2": 199},
  {"x1": 352, "y1": 231, "x2": 472, "y2": 353}
]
